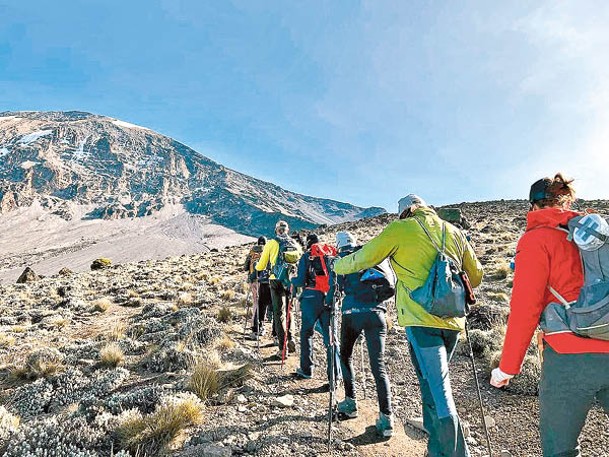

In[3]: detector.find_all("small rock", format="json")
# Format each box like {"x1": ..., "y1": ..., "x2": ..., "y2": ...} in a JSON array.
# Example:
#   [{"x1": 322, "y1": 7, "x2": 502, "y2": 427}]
[
  {"x1": 237, "y1": 394, "x2": 247, "y2": 403},
  {"x1": 238, "y1": 406, "x2": 247, "y2": 412},
  {"x1": 272, "y1": 394, "x2": 294, "y2": 408},
  {"x1": 484, "y1": 415, "x2": 496, "y2": 428},
  {"x1": 16, "y1": 267, "x2": 40, "y2": 284},
  {"x1": 501, "y1": 451, "x2": 513, "y2": 457}
]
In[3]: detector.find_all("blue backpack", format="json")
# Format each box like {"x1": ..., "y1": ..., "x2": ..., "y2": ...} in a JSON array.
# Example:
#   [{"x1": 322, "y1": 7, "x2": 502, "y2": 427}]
[{"x1": 409, "y1": 219, "x2": 467, "y2": 318}]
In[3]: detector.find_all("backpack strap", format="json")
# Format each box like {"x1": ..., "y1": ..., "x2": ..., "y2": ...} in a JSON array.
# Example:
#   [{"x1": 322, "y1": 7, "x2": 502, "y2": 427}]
[
  {"x1": 414, "y1": 217, "x2": 445, "y2": 254},
  {"x1": 547, "y1": 285, "x2": 575, "y2": 309}
]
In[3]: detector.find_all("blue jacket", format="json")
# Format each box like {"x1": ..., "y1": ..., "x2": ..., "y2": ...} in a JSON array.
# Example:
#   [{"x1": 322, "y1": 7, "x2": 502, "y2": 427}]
[
  {"x1": 327, "y1": 246, "x2": 395, "y2": 314},
  {"x1": 292, "y1": 251, "x2": 325, "y2": 303}
]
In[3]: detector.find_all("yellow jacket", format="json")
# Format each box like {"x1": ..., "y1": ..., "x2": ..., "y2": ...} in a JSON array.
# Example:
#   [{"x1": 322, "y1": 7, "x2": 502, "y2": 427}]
[
  {"x1": 255, "y1": 239, "x2": 280, "y2": 279},
  {"x1": 333, "y1": 207, "x2": 483, "y2": 330}
]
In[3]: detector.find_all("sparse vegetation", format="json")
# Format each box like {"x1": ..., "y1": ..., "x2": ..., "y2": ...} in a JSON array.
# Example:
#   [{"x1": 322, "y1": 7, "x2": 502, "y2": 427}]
[
  {"x1": 217, "y1": 306, "x2": 233, "y2": 323},
  {"x1": 99, "y1": 342, "x2": 125, "y2": 367},
  {"x1": 116, "y1": 393, "x2": 204, "y2": 455},
  {"x1": 10, "y1": 348, "x2": 65, "y2": 381}
]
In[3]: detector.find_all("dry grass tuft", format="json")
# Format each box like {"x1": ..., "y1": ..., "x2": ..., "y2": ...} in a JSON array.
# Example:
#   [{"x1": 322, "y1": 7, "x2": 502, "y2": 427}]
[
  {"x1": 220, "y1": 289, "x2": 236, "y2": 301},
  {"x1": 215, "y1": 335, "x2": 236, "y2": 351},
  {"x1": 91, "y1": 298, "x2": 112, "y2": 313},
  {"x1": 493, "y1": 262, "x2": 512, "y2": 280},
  {"x1": 116, "y1": 394, "x2": 204, "y2": 456},
  {"x1": 10, "y1": 349, "x2": 65, "y2": 381},
  {"x1": 0, "y1": 333, "x2": 16, "y2": 349},
  {"x1": 177, "y1": 292, "x2": 193, "y2": 307},
  {"x1": 108, "y1": 322, "x2": 127, "y2": 342},
  {"x1": 99, "y1": 343, "x2": 125, "y2": 368},
  {"x1": 217, "y1": 306, "x2": 233, "y2": 323}
]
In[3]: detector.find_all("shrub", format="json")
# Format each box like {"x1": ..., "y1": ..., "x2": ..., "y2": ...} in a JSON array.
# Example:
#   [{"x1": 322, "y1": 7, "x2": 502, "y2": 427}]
[
  {"x1": 116, "y1": 393, "x2": 204, "y2": 455},
  {"x1": 99, "y1": 343, "x2": 125, "y2": 368},
  {"x1": 91, "y1": 298, "x2": 112, "y2": 313},
  {"x1": 0, "y1": 333, "x2": 16, "y2": 349},
  {"x1": 11, "y1": 348, "x2": 65, "y2": 381},
  {"x1": 217, "y1": 306, "x2": 232, "y2": 323}
]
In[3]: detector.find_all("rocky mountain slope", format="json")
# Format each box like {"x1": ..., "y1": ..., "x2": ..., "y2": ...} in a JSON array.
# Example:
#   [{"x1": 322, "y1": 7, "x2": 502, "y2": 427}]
[
  {"x1": 0, "y1": 111, "x2": 384, "y2": 234},
  {"x1": 1, "y1": 200, "x2": 608, "y2": 456}
]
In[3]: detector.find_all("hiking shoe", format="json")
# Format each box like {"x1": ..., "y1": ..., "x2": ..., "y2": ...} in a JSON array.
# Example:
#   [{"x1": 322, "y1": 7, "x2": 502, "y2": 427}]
[
  {"x1": 337, "y1": 397, "x2": 358, "y2": 419},
  {"x1": 376, "y1": 412, "x2": 394, "y2": 438},
  {"x1": 287, "y1": 339, "x2": 296, "y2": 353},
  {"x1": 295, "y1": 367, "x2": 312, "y2": 379}
]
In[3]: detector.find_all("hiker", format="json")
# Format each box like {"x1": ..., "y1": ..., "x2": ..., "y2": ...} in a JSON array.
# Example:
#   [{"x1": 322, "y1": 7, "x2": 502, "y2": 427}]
[
  {"x1": 329, "y1": 231, "x2": 397, "y2": 438},
  {"x1": 255, "y1": 220, "x2": 303, "y2": 357},
  {"x1": 291, "y1": 233, "x2": 337, "y2": 382},
  {"x1": 490, "y1": 174, "x2": 609, "y2": 457},
  {"x1": 243, "y1": 236, "x2": 272, "y2": 339},
  {"x1": 333, "y1": 195, "x2": 483, "y2": 456}
]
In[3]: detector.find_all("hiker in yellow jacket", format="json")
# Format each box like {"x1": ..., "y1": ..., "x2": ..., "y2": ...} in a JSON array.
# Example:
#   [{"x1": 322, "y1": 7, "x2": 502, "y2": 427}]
[
  {"x1": 255, "y1": 220, "x2": 301, "y2": 357},
  {"x1": 333, "y1": 194, "x2": 483, "y2": 457}
]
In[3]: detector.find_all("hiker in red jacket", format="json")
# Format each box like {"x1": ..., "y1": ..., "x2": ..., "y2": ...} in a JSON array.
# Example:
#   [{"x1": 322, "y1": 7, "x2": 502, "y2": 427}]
[{"x1": 491, "y1": 173, "x2": 609, "y2": 457}]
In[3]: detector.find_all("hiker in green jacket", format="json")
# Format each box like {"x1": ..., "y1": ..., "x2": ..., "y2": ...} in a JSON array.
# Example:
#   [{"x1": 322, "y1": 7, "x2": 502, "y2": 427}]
[
  {"x1": 255, "y1": 220, "x2": 302, "y2": 358},
  {"x1": 333, "y1": 194, "x2": 483, "y2": 457}
]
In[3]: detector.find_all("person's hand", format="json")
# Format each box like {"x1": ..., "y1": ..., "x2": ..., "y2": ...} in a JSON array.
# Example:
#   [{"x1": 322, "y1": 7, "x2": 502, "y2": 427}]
[{"x1": 490, "y1": 367, "x2": 514, "y2": 388}]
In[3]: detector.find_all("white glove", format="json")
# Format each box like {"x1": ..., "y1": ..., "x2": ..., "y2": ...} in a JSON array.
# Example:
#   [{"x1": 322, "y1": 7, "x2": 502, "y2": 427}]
[{"x1": 490, "y1": 367, "x2": 514, "y2": 388}]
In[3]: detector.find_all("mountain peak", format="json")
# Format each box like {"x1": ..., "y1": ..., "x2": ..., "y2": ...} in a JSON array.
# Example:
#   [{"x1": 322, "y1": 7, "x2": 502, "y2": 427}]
[{"x1": 0, "y1": 110, "x2": 385, "y2": 235}]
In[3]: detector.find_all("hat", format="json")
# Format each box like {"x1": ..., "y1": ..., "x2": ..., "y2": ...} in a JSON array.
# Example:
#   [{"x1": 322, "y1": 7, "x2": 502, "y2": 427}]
[
  {"x1": 257, "y1": 236, "x2": 267, "y2": 245},
  {"x1": 336, "y1": 231, "x2": 357, "y2": 249},
  {"x1": 275, "y1": 220, "x2": 289, "y2": 234},
  {"x1": 398, "y1": 194, "x2": 426, "y2": 215},
  {"x1": 306, "y1": 233, "x2": 319, "y2": 249},
  {"x1": 529, "y1": 178, "x2": 552, "y2": 204}
]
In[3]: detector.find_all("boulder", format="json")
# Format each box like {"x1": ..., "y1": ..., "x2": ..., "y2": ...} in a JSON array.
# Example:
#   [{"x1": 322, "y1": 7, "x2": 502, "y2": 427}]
[
  {"x1": 91, "y1": 258, "x2": 112, "y2": 270},
  {"x1": 16, "y1": 267, "x2": 40, "y2": 284}
]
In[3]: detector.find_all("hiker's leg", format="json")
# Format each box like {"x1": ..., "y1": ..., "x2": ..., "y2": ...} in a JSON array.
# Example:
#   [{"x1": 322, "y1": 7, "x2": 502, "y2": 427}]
[
  {"x1": 364, "y1": 311, "x2": 392, "y2": 416},
  {"x1": 407, "y1": 326, "x2": 468, "y2": 457},
  {"x1": 540, "y1": 347, "x2": 598, "y2": 457},
  {"x1": 299, "y1": 297, "x2": 317, "y2": 376},
  {"x1": 340, "y1": 315, "x2": 359, "y2": 400},
  {"x1": 258, "y1": 283, "x2": 271, "y2": 331},
  {"x1": 250, "y1": 281, "x2": 260, "y2": 331},
  {"x1": 270, "y1": 280, "x2": 286, "y2": 350},
  {"x1": 441, "y1": 329, "x2": 469, "y2": 457},
  {"x1": 315, "y1": 300, "x2": 335, "y2": 382}
]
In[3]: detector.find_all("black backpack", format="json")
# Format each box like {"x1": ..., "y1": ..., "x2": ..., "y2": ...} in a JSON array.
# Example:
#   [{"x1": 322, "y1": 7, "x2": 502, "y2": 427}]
[{"x1": 342, "y1": 246, "x2": 396, "y2": 304}]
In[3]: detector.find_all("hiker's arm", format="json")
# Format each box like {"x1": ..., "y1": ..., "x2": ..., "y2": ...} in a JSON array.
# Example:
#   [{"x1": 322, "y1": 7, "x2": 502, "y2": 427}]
[
  {"x1": 243, "y1": 254, "x2": 251, "y2": 272},
  {"x1": 255, "y1": 242, "x2": 274, "y2": 271},
  {"x1": 462, "y1": 238, "x2": 483, "y2": 287},
  {"x1": 499, "y1": 236, "x2": 549, "y2": 375},
  {"x1": 334, "y1": 228, "x2": 396, "y2": 275},
  {"x1": 291, "y1": 256, "x2": 308, "y2": 288}
]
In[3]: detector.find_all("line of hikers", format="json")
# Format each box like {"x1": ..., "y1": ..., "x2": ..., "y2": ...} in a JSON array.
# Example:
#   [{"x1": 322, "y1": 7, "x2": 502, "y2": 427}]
[{"x1": 243, "y1": 174, "x2": 609, "y2": 457}]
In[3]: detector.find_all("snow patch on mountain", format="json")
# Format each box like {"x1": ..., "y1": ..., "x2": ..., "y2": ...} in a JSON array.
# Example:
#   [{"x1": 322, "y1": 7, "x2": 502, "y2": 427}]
[
  {"x1": 19, "y1": 130, "x2": 53, "y2": 144},
  {"x1": 112, "y1": 120, "x2": 149, "y2": 130},
  {"x1": 20, "y1": 160, "x2": 39, "y2": 169}
]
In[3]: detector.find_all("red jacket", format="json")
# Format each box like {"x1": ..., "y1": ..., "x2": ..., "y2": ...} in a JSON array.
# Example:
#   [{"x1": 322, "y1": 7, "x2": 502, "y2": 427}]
[{"x1": 499, "y1": 207, "x2": 609, "y2": 375}]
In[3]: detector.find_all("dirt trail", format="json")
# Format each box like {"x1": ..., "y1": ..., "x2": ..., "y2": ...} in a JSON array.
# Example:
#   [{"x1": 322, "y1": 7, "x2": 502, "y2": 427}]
[{"x1": 235, "y1": 321, "x2": 428, "y2": 456}]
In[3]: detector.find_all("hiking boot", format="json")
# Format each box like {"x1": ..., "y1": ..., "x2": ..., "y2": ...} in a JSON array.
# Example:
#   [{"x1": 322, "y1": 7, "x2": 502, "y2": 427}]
[
  {"x1": 295, "y1": 367, "x2": 312, "y2": 379},
  {"x1": 376, "y1": 412, "x2": 394, "y2": 438},
  {"x1": 287, "y1": 339, "x2": 296, "y2": 353},
  {"x1": 337, "y1": 397, "x2": 358, "y2": 419}
]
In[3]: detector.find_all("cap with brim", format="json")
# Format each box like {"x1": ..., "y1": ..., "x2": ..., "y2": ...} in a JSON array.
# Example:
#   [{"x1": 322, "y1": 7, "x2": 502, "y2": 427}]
[
  {"x1": 336, "y1": 231, "x2": 356, "y2": 249},
  {"x1": 529, "y1": 178, "x2": 552, "y2": 203},
  {"x1": 398, "y1": 194, "x2": 426, "y2": 215}
]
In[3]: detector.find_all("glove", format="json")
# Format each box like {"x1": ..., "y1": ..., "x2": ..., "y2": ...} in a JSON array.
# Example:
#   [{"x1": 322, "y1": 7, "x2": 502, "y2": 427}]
[{"x1": 490, "y1": 367, "x2": 514, "y2": 388}]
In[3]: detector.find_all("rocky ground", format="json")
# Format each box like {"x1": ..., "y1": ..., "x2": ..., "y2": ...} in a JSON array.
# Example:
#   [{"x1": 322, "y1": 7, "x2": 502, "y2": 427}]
[{"x1": 1, "y1": 200, "x2": 608, "y2": 456}]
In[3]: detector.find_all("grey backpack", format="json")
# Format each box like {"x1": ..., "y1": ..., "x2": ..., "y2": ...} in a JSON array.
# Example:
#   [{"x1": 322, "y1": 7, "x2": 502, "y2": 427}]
[{"x1": 540, "y1": 214, "x2": 609, "y2": 340}]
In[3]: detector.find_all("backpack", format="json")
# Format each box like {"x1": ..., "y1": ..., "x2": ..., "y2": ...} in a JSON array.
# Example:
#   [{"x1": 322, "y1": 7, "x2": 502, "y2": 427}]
[
  {"x1": 306, "y1": 243, "x2": 337, "y2": 293},
  {"x1": 341, "y1": 246, "x2": 396, "y2": 305},
  {"x1": 272, "y1": 235, "x2": 302, "y2": 288},
  {"x1": 246, "y1": 245, "x2": 267, "y2": 282},
  {"x1": 409, "y1": 219, "x2": 467, "y2": 318},
  {"x1": 540, "y1": 214, "x2": 609, "y2": 340}
]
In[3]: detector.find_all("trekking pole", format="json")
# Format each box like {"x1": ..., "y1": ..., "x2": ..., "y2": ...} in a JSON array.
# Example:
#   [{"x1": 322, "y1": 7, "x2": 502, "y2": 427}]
[
  {"x1": 465, "y1": 321, "x2": 493, "y2": 457},
  {"x1": 327, "y1": 299, "x2": 337, "y2": 452},
  {"x1": 242, "y1": 286, "x2": 252, "y2": 342},
  {"x1": 360, "y1": 334, "x2": 367, "y2": 399}
]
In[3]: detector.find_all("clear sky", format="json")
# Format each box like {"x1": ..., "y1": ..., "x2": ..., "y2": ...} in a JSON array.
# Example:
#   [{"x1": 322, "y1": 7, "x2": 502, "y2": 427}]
[{"x1": 1, "y1": 1, "x2": 608, "y2": 212}]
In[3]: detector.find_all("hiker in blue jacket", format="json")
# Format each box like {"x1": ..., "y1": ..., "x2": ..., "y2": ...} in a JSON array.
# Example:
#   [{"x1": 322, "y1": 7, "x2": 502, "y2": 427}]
[
  {"x1": 328, "y1": 231, "x2": 396, "y2": 438},
  {"x1": 291, "y1": 233, "x2": 335, "y2": 384}
]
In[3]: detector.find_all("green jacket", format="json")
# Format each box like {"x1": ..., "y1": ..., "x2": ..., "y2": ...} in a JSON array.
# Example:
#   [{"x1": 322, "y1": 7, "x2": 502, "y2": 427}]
[{"x1": 333, "y1": 207, "x2": 483, "y2": 330}]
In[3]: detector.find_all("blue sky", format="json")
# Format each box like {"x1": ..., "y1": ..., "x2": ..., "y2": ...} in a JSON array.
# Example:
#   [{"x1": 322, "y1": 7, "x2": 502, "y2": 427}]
[{"x1": 1, "y1": 1, "x2": 608, "y2": 212}]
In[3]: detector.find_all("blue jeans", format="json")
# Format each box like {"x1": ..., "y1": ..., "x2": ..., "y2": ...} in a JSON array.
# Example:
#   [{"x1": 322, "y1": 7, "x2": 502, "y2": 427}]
[
  {"x1": 406, "y1": 326, "x2": 470, "y2": 457},
  {"x1": 299, "y1": 290, "x2": 334, "y2": 381},
  {"x1": 341, "y1": 310, "x2": 392, "y2": 415}
]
